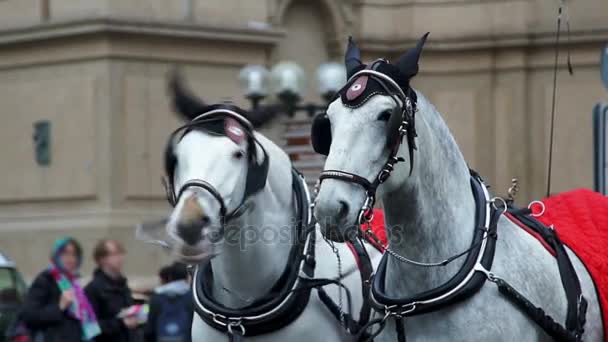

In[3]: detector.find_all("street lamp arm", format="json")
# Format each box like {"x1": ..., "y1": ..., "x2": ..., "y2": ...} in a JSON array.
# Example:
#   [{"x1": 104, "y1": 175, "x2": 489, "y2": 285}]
[{"x1": 295, "y1": 103, "x2": 329, "y2": 117}]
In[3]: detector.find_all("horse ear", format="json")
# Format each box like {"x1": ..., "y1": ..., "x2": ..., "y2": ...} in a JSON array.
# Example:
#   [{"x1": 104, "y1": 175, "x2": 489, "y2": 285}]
[
  {"x1": 396, "y1": 32, "x2": 429, "y2": 80},
  {"x1": 345, "y1": 36, "x2": 363, "y2": 79},
  {"x1": 168, "y1": 69, "x2": 207, "y2": 121}
]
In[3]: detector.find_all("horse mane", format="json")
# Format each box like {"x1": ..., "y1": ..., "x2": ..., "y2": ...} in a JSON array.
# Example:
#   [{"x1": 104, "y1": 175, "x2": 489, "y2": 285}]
[{"x1": 413, "y1": 90, "x2": 469, "y2": 174}]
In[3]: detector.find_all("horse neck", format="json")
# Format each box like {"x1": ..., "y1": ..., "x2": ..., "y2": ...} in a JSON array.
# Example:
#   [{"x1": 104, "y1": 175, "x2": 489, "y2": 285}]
[
  {"x1": 380, "y1": 93, "x2": 477, "y2": 297},
  {"x1": 208, "y1": 136, "x2": 296, "y2": 308}
]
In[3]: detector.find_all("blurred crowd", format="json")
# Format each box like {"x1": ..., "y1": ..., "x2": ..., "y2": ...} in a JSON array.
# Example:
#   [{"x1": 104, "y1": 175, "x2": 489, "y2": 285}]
[{"x1": 4, "y1": 237, "x2": 193, "y2": 342}]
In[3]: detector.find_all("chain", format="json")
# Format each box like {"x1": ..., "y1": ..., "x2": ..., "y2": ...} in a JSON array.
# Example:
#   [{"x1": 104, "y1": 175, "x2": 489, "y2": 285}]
[
  {"x1": 323, "y1": 236, "x2": 345, "y2": 327},
  {"x1": 364, "y1": 224, "x2": 462, "y2": 268}
]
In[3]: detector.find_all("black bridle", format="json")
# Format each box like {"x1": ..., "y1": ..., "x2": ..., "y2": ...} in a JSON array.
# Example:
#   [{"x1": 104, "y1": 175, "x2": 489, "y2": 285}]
[
  {"x1": 316, "y1": 68, "x2": 416, "y2": 225},
  {"x1": 162, "y1": 109, "x2": 269, "y2": 227}
]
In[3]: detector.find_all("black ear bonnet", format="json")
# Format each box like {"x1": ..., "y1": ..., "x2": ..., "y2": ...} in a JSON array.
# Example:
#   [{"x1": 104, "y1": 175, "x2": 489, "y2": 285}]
[
  {"x1": 163, "y1": 104, "x2": 270, "y2": 207},
  {"x1": 311, "y1": 33, "x2": 429, "y2": 175}
]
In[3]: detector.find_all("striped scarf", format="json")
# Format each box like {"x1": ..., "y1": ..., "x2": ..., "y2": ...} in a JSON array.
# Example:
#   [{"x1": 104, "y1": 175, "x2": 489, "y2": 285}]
[{"x1": 49, "y1": 238, "x2": 101, "y2": 341}]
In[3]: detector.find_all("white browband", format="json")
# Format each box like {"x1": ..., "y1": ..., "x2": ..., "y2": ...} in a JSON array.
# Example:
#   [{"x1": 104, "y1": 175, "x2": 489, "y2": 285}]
[{"x1": 192, "y1": 109, "x2": 254, "y2": 131}]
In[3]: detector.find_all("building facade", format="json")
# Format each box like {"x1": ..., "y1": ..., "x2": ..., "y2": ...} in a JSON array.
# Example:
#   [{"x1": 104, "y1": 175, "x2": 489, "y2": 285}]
[{"x1": 0, "y1": 0, "x2": 607, "y2": 284}]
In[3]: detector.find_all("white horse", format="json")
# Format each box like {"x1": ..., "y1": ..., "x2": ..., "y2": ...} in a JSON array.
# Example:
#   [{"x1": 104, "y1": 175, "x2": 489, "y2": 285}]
[
  {"x1": 138, "y1": 74, "x2": 381, "y2": 342},
  {"x1": 312, "y1": 34, "x2": 603, "y2": 341}
]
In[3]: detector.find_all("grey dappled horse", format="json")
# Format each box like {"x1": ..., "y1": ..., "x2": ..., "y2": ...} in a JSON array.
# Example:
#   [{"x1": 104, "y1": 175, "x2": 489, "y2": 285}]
[
  {"x1": 138, "y1": 74, "x2": 381, "y2": 342},
  {"x1": 312, "y1": 34, "x2": 603, "y2": 341}
]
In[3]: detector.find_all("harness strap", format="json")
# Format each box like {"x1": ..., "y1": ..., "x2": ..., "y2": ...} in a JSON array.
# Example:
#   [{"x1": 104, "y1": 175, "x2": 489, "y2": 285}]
[
  {"x1": 509, "y1": 209, "x2": 587, "y2": 339},
  {"x1": 317, "y1": 287, "x2": 358, "y2": 332},
  {"x1": 228, "y1": 330, "x2": 244, "y2": 342},
  {"x1": 356, "y1": 317, "x2": 386, "y2": 342},
  {"x1": 319, "y1": 170, "x2": 374, "y2": 192},
  {"x1": 492, "y1": 277, "x2": 579, "y2": 341},
  {"x1": 395, "y1": 317, "x2": 407, "y2": 342},
  {"x1": 349, "y1": 238, "x2": 374, "y2": 331}
]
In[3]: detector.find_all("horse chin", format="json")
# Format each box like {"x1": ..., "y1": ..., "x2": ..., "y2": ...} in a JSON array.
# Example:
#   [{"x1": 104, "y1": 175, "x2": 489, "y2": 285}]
[{"x1": 173, "y1": 243, "x2": 215, "y2": 264}]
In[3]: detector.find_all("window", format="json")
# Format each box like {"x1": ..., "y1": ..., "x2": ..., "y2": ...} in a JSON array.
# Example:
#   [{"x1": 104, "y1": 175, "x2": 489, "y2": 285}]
[{"x1": 0, "y1": 268, "x2": 26, "y2": 305}]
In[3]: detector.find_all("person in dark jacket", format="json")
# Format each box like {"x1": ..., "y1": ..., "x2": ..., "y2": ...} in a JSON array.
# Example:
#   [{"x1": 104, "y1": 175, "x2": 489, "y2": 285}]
[
  {"x1": 145, "y1": 263, "x2": 193, "y2": 342},
  {"x1": 21, "y1": 237, "x2": 101, "y2": 342},
  {"x1": 85, "y1": 239, "x2": 137, "y2": 342}
]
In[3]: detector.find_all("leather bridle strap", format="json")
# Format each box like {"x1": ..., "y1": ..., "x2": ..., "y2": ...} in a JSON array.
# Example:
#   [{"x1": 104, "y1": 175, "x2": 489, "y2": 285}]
[
  {"x1": 178, "y1": 179, "x2": 227, "y2": 218},
  {"x1": 319, "y1": 170, "x2": 374, "y2": 192},
  {"x1": 316, "y1": 68, "x2": 412, "y2": 224},
  {"x1": 317, "y1": 155, "x2": 405, "y2": 224},
  {"x1": 176, "y1": 179, "x2": 251, "y2": 226}
]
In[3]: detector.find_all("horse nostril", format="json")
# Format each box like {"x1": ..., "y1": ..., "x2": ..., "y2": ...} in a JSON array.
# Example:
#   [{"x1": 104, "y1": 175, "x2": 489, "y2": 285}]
[
  {"x1": 177, "y1": 216, "x2": 210, "y2": 245},
  {"x1": 178, "y1": 223, "x2": 202, "y2": 245},
  {"x1": 338, "y1": 200, "x2": 349, "y2": 219}
]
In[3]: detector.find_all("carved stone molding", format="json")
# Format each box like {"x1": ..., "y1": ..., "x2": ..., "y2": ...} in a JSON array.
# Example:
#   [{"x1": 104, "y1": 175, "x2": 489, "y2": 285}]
[
  {"x1": 270, "y1": 0, "x2": 355, "y2": 59},
  {"x1": 0, "y1": 17, "x2": 285, "y2": 46}
]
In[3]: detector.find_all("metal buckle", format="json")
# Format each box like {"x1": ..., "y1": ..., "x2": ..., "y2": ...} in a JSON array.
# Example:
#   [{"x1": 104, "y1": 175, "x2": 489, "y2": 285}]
[
  {"x1": 211, "y1": 313, "x2": 228, "y2": 327},
  {"x1": 378, "y1": 169, "x2": 391, "y2": 183},
  {"x1": 358, "y1": 196, "x2": 375, "y2": 224},
  {"x1": 385, "y1": 303, "x2": 417, "y2": 319},
  {"x1": 474, "y1": 263, "x2": 500, "y2": 283},
  {"x1": 212, "y1": 314, "x2": 246, "y2": 336}
]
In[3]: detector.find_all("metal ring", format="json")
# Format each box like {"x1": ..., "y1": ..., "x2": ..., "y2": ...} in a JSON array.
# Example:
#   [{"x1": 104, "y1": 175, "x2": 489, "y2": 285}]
[
  {"x1": 227, "y1": 322, "x2": 246, "y2": 336},
  {"x1": 490, "y1": 197, "x2": 508, "y2": 213},
  {"x1": 358, "y1": 208, "x2": 374, "y2": 224},
  {"x1": 528, "y1": 200, "x2": 546, "y2": 217}
]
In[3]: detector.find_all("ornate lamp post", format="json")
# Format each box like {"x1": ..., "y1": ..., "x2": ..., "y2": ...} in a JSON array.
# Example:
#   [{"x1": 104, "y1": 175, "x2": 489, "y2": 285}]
[{"x1": 238, "y1": 61, "x2": 346, "y2": 117}]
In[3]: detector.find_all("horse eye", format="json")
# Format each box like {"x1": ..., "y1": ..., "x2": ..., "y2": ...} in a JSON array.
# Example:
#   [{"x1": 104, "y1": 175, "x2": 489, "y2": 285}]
[
  {"x1": 377, "y1": 110, "x2": 392, "y2": 122},
  {"x1": 233, "y1": 150, "x2": 245, "y2": 160}
]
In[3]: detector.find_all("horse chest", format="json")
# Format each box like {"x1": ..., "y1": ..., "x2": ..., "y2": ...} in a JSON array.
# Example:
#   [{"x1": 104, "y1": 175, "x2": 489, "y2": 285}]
[{"x1": 191, "y1": 298, "x2": 353, "y2": 341}]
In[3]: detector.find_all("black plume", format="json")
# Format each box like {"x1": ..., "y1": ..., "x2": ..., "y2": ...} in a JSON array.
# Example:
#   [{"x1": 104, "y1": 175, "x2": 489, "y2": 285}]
[
  {"x1": 345, "y1": 36, "x2": 363, "y2": 79},
  {"x1": 396, "y1": 32, "x2": 430, "y2": 80},
  {"x1": 168, "y1": 69, "x2": 207, "y2": 120}
]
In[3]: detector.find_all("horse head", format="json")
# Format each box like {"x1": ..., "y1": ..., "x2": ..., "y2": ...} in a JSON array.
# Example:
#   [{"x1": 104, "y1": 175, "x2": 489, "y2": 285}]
[
  {"x1": 312, "y1": 33, "x2": 428, "y2": 242},
  {"x1": 138, "y1": 71, "x2": 272, "y2": 264}
]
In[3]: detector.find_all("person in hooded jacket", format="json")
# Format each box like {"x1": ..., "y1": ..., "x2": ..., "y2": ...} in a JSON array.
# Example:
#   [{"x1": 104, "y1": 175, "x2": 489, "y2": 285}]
[
  {"x1": 85, "y1": 239, "x2": 138, "y2": 342},
  {"x1": 144, "y1": 263, "x2": 193, "y2": 342},
  {"x1": 21, "y1": 237, "x2": 101, "y2": 342}
]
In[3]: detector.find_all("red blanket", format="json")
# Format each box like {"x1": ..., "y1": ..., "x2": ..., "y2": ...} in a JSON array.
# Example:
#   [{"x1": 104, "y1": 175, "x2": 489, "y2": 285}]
[{"x1": 531, "y1": 188, "x2": 608, "y2": 339}]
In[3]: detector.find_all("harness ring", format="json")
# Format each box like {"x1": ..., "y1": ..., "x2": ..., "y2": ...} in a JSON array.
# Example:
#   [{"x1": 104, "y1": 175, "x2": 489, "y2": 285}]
[
  {"x1": 528, "y1": 200, "x2": 546, "y2": 217},
  {"x1": 227, "y1": 321, "x2": 246, "y2": 336},
  {"x1": 490, "y1": 197, "x2": 508, "y2": 214}
]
